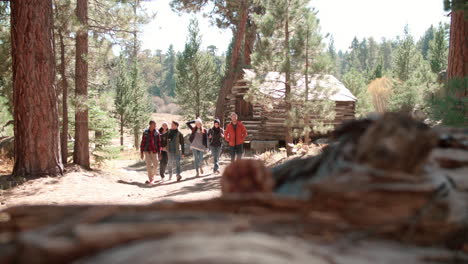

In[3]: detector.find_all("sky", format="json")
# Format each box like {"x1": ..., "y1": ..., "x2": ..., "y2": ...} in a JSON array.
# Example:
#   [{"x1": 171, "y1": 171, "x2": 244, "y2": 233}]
[{"x1": 139, "y1": 0, "x2": 450, "y2": 55}]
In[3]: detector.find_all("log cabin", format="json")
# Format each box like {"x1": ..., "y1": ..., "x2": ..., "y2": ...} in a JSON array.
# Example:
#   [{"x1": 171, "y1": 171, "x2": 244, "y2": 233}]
[{"x1": 222, "y1": 69, "x2": 357, "y2": 151}]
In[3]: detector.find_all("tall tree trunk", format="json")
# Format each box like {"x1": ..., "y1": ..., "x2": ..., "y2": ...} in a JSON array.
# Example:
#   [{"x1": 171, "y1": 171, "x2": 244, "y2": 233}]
[
  {"x1": 214, "y1": 0, "x2": 248, "y2": 124},
  {"x1": 243, "y1": 19, "x2": 257, "y2": 66},
  {"x1": 120, "y1": 115, "x2": 124, "y2": 147},
  {"x1": 58, "y1": 31, "x2": 69, "y2": 164},
  {"x1": 73, "y1": 0, "x2": 90, "y2": 169},
  {"x1": 304, "y1": 23, "x2": 311, "y2": 145},
  {"x1": 447, "y1": 10, "x2": 468, "y2": 83},
  {"x1": 134, "y1": 128, "x2": 140, "y2": 151},
  {"x1": 284, "y1": 9, "x2": 293, "y2": 156},
  {"x1": 11, "y1": 0, "x2": 63, "y2": 177}
]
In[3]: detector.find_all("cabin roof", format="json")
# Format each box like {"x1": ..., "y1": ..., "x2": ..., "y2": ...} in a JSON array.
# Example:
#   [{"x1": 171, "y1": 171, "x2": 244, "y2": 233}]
[{"x1": 243, "y1": 69, "x2": 357, "y2": 102}]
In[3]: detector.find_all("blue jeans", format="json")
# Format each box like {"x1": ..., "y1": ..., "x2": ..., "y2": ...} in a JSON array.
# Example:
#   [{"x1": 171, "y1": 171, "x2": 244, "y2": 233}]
[
  {"x1": 210, "y1": 146, "x2": 222, "y2": 172},
  {"x1": 230, "y1": 144, "x2": 243, "y2": 162},
  {"x1": 168, "y1": 152, "x2": 181, "y2": 176},
  {"x1": 192, "y1": 149, "x2": 204, "y2": 171}
]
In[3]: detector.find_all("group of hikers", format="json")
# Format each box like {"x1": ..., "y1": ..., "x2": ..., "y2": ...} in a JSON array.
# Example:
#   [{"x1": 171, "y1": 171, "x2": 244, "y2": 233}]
[{"x1": 139, "y1": 113, "x2": 248, "y2": 184}]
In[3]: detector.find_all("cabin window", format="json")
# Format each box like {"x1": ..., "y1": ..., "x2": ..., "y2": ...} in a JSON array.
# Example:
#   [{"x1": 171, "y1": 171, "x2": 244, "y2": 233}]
[{"x1": 235, "y1": 96, "x2": 253, "y2": 119}]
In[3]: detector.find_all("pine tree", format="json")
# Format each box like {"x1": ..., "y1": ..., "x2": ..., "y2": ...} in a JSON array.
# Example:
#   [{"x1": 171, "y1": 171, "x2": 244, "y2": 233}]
[
  {"x1": 162, "y1": 44, "x2": 177, "y2": 97},
  {"x1": 128, "y1": 61, "x2": 153, "y2": 150},
  {"x1": 73, "y1": 0, "x2": 90, "y2": 169},
  {"x1": 11, "y1": 0, "x2": 63, "y2": 177},
  {"x1": 175, "y1": 18, "x2": 219, "y2": 120},
  {"x1": 171, "y1": 0, "x2": 262, "y2": 123},
  {"x1": 418, "y1": 25, "x2": 435, "y2": 60},
  {"x1": 342, "y1": 68, "x2": 373, "y2": 117},
  {"x1": 444, "y1": 0, "x2": 468, "y2": 80},
  {"x1": 250, "y1": 0, "x2": 332, "y2": 155},
  {"x1": 114, "y1": 56, "x2": 132, "y2": 147},
  {"x1": 428, "y1": 22, "x2": 449, "y2": 74},
  {"x1": 393, "y1": 25, "x2": 418, "y2": 82}
]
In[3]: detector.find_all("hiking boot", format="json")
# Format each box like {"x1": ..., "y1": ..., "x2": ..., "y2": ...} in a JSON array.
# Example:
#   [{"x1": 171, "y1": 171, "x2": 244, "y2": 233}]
[
  {"x1": 200, "y1": 167, "x2": 204, "y2": 175},
  {"x1": 176, "y1": 174, "x2": 182, "y2": 182},
  {"x1": 160, "y1": 174, "x2": 165, "y2": 180}
]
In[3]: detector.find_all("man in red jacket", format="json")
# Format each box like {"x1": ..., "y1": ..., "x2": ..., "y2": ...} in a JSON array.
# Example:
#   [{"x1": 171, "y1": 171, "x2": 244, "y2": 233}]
[{"x1": 225, "y1": 113, "x2": 247, "y2": 162}]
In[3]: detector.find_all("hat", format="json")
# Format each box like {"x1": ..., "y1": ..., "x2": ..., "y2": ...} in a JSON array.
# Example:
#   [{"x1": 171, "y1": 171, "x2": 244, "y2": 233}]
[
  {"x1": 214, "y1": 119, "x2": 220, "y2": 124},
  {"x1": 195, "y1": 118, "x2": 203, "y2": 124}
]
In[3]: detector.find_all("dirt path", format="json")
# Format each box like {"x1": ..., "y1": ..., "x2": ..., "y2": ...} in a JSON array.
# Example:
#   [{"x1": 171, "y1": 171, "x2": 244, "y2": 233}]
[{"x1": 0, "y1": 153, "x2": 227, "y2": 210}]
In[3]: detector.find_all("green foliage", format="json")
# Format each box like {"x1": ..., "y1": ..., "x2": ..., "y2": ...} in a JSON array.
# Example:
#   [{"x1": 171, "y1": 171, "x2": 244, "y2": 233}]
[
  {"x1": 426, "y1": 77, "x2": 468, "y2": 127},
  {"x1": 342, "y1": 68, "x2": 373, "y2": 117},
  {"x1": 89, "y1": 92, "x2": 119, "y2": 164},
  {"x1": 393, "y1": 25, "x2": 419, "y2": 82},
  {"x1": 162, "y1": 44, "x2": 177, "y2": 97},
  {"x1": 418, "y1": 25, "x2": 435, "y2": 60},
  {"x1": 114, "y1": 55, "x2": 132, "y2": 131},
  {"x1": 127, "y1": 62, "x2": 153, "y2": 133},
  {"x1": 0, "y1": 95, "x2": 12, "y2": 137},
  {"x1": 175, "y1": 18, "x2": 220, "y2": 120},
  {"x1": 0, "y1": 2, "x2": 11, "y2": 114},
  {"x1": 428, "y1": 22, "x2": 448, "y2": 74},
  {"x1": 250, "y1": 0, "x2": 335, "y2": 139}
]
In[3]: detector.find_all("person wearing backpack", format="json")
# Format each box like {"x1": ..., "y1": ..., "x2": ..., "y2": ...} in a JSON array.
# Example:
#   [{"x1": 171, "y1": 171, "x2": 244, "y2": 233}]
[
  {"x1": 208, "y1": 118, "x2": 224, "y2": 174},
  {"x1": 187, "y1": 118, "x2": 208, "y2": 177},
  {"x1": 140, "y1": 120, "x2": 162, "y2": 184}
]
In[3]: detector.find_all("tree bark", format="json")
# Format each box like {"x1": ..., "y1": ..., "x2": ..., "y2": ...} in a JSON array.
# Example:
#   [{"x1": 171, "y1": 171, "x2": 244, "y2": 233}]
[
  {"x1": 120, "y1": 115, "x2": 124, "y2": 147},
  {"x1": 10, "y1": 0, "x2": 63, "y2": 177},
  {"x1": 214, "y1": 0, "x2": 248, "y2": 124},
  {"x1": 284, "y1": 6, "x2": 293, "y2": 156},
  {"x1": 134, "y1": 128, "x2": 140, "y2": 151},
  {"x1": 447, "y1": 10, "x2": 468, "y2": 83},
  {"x1": 304, "y1": 22, "x2": 311, "y2": 145},
  {"x1": 243, "y1": 19, "x2": 257, "y2": 66},
  {"x1": 58, "y1": 31, "x2": 69, "y2": 164},
  {"x1": 73, "y1": 0, "x2": 90, "y2": 169}
]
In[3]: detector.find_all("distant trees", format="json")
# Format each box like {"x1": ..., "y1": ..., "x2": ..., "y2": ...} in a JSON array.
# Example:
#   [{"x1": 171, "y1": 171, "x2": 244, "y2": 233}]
[
  {"x1": 175, "y1": 18, "x2": 220, "y2": 120},
  {"x1": 162, "y1": 45, "x2": 177, "y2": 97},
  {"x1": 170, "y1": 0, "x2": 261, "y2": 122},
  {"x1": 10, "y1": 0, "x2": 63, "y2": 177}
]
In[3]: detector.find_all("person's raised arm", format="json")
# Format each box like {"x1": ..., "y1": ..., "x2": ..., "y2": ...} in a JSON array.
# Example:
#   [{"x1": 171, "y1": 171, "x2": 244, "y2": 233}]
[{"x1": 186, "y1": 120, "x2": 195, "y2": 131}]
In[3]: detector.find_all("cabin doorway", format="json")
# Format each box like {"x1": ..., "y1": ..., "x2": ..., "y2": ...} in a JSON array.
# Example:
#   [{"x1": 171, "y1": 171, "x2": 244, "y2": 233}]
[{"x1": 235, "y1": 96, "x2": 253, "y2": 120}]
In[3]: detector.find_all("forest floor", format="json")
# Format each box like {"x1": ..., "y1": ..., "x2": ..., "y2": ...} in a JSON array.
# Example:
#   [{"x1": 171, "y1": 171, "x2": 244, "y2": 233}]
[
  {"x1": 0, "y1": 150, "x2": 230, "y2": 210},
  {"x1": 0, "y1": 113, "x2": 230, "y2": 210}
]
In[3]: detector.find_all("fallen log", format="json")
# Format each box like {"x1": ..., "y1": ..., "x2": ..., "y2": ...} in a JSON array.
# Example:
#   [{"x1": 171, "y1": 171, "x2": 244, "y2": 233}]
[{"x1": 1, "y1": 113, "x2": 468, "y2": 263}]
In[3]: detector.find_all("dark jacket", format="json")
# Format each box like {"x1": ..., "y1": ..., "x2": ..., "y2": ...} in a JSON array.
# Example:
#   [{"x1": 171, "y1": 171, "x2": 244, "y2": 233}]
[
  {"x1": 208, "y1": 127, "x2": 224, "y2": 147},
  {"x1": 186, "y1": 120, "x2": 208, "y2": 148},
  {"x1": 159, "y1": 128, "x2": 169, "y2": 150},
  {"x1": 168, "y1": 129, "x2": 185, "y2": 155}
]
